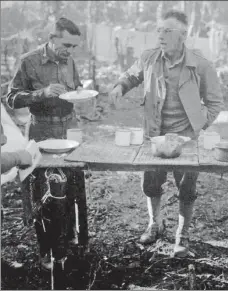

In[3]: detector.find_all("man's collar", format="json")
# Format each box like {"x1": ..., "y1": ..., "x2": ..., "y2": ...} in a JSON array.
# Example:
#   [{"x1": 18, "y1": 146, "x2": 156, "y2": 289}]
[
  {"x1": 41, "y1": 43, "x2": 68, "y2": 64},
  {"x1": 161, "y1": 46, "x2": 185, "y2": 68},
  {"x1": 154, "y1": 45, "x2": 197, "y2": 68},
  {"x1": 184, "y1": 47, "x2": 197, "y2": 68}
]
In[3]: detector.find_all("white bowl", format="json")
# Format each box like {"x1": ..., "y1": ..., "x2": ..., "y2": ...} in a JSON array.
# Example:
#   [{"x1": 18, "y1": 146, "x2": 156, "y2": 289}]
[{"x1": 37, "y1": 139, "x2": 79, "y2": 154}]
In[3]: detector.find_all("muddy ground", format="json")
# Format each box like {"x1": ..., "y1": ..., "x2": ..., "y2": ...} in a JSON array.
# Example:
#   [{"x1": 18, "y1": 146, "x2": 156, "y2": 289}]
[{"x1": 1, "y1": 62, "x2": 228, "y2": 290}]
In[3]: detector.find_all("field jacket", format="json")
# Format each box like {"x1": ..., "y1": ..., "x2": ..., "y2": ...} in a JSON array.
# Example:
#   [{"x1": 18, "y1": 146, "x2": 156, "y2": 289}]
[{"x1": 116, "y1": 46, "x2": 224, "y2": 137}]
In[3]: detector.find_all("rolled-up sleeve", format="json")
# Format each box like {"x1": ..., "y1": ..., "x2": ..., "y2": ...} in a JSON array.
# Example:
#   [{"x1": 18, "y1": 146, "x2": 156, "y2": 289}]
[
  {"x1": 7, "y1": 59, "x2": 45, "y2": 109},
  {"x1": 200, "y1": 62, "x2": 224, "y2": 128}
]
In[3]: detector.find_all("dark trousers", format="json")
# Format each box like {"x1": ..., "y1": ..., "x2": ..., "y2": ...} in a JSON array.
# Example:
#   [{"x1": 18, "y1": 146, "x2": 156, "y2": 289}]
[
  {"x1": 142, "y1": 127, "x2": 199, "y2": 203},
  {"x1": 24, "y1": 113, "x2": 79, "y2": 258},
  {"x1": 30, "y1": 169, "x2": 83, "y2": 259},
  {"x1": 142, "y1": 170, "x2": 199, "y2": 203}
]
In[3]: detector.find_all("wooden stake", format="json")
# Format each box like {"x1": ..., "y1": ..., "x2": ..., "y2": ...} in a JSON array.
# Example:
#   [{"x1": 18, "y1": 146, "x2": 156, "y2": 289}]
[{"x1": 188, "y1": 264, "x2": 196, "y2": 290}]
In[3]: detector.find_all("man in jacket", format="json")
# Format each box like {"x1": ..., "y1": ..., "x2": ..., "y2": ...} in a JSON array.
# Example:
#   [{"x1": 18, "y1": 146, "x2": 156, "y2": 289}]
[
  {"x1": 7, "y1": 17, "x2": 83, "y2": 269},
  {"x1": 109, "y1": 10, "x2": 224, "y2": 257}
]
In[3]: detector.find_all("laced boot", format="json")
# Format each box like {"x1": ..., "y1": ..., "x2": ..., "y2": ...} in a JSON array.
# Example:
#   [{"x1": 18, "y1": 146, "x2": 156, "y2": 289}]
[
  {"x1": 174, "y1": 199, "x2": 195, "y2": 257},
  {"x1": 140, "y1": 196, "x2": 162, "y2": 244},
  {"x1": 174, "y1": 236, "x2": 190, "y2": 257}
]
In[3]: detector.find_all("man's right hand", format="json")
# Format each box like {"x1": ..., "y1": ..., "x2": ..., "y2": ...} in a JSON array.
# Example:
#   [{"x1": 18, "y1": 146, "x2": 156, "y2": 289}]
[
  {"x1": 43, "y1": 84, "x2": 67, "y2": 98},
  {"x1": 109, "y1": 85, "x2": 123, "y2": 108}
]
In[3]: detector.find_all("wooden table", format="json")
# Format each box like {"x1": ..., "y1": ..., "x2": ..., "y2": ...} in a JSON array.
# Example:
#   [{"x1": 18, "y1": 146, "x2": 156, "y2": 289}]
[
  {"x1": 49, "y1": 138, "x2": 228, "y2": 173},
  {"x1": 36, "y1": 138, "x2": 228, "y2": 242},
  {"x1": 29, "y1": 138, "x2": 228, "y2": 289},
  {"x1": 36, "y1": 138, "x2": 228, "y2": 227}
]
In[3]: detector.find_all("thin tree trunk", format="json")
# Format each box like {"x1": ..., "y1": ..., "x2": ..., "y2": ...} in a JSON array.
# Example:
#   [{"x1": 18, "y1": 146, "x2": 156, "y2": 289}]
[
  {"x1": 180, "y1": 0, "x2": 186, "y2": 13},
  {"x1": 156, "y1": 1, "x2": 163, "y2": 24},
  {"x1": 188, "y1": 1, "x2": 196, "y2": 37},
  {"x1": 51, "y1": 1, "x2": 61, "y2": 21},
  {"x1": 87, "y1": 0, "x2": 92, "y2": 78},
  {"x1": 136, "y1": 1, "x2": 141, "y2": 19},
  {"x1": 91, "y1": 1, "x2": 98, "y2": 89}
]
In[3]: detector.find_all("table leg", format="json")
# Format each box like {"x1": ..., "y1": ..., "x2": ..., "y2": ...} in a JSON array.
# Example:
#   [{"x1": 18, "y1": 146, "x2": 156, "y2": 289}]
[
  {"x1": 21, "y1": 168, "x2": 89, "y2": 289},
  {"x1": 21, "y1": 174, "x2": 35, "y2": 226},
  {"x1": 50, "y1": 197, "x2": 68, "y2": 290},
  {"x1": 51, "y1": 169, "x2": 88, "y2": 289},
  {"x1": 52, "y1": 258, "x2": 67, "y2": 290},
  {"x1": 66, "y1": 170, "x2": 89, "y2": 247}
]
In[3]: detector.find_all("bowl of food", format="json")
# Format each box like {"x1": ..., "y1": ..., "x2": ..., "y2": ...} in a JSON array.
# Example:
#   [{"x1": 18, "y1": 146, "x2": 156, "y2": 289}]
[{"x1": 150, "y1": 133, "x2": 191, "y2": 159}]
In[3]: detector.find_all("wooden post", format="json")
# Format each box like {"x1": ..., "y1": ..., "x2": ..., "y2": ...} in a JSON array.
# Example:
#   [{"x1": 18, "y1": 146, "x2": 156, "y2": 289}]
[
  {"x1": 188, "y1": 264, "x2": 196, "y2": 290},
  {"x1": 74, "y1": 170, "x2": 88, "y2": 246},
  {"x1": 66, "y1": 169, "x2": 89, "y2": 248},
  {"x1": 125, "y1": 47, "x2": 135, "y2": 70},
  {"x1": 53, "y1": 259, "x2": 66, "y2": 290},
  {"x1": 87, "y1": 0, "x2": 93, "y2": 80},
  {"x1": 51, "y1": 169, "x2": 88, "y2": 289},
  {"x1": 22, "y1": 167, "x2": 88, "y2": 290},
  {"x1": 114, "y1": 36, "x2": 125, "y2": 72},
  {"x1": 21, "y1": 174, "x2": 34, "y2": 226},
  {"x1": 91, "y1": 55, "x2": 98, "y2": 91},
  {"x1": 50, "y1": 193, "x2": 68, "y2": 290}
]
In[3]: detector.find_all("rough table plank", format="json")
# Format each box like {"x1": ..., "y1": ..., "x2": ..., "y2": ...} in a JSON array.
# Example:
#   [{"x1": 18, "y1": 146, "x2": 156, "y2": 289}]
[
  {"x1": 37, "y1": 151, "x2": 86, "y2": 169},
  {"x1": 133, "y1": 140, "x2": 199, "y2": 167},
  {"x1": 36, "y1": 139, "x2": 228, "y2": 172},
  {"x1": 198, "y1": 136, "x2": 228, "y2": 172},
  {"x1": 65, "y1": 140, "x2": 141, "y2": 165}
]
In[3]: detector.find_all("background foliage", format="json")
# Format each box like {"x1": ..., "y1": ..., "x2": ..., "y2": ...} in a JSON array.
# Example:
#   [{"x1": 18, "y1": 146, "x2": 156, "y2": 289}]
[{"x1": 1, "y1": 1, "x2": 228, "y2": 102}]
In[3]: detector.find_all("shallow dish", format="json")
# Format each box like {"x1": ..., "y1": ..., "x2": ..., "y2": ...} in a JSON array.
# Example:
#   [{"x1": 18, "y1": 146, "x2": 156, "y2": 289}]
[
  {"x1": 37, "y1": 139, "x2": 80, "y2": 154},
  {"x1": 215, "y1": 141, "x2": 228, "y2": 149},
  {"x1": 214, "y1": 141, "x2": 228, "y2": 162},
  {"x1": 59, "y1": 90, "x2": 98, "y2": 103}
]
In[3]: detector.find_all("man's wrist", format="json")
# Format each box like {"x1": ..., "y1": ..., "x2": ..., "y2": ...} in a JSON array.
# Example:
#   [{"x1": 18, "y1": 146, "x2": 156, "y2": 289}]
[{"x1": 30, "y1": 89, "x2": 46, "y2": 104}]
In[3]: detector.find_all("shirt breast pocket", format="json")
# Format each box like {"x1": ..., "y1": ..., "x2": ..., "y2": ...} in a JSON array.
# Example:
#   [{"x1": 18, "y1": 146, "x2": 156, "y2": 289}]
[
  {"x1": 59, "y1": 65, "x2": 75, "y2": 90},
  {"x1": 39, "y1": 65, "x2": 58, "y2": 86},
  {"x1": 29, "y1": 74, "x2": 45, "y2": 90}
]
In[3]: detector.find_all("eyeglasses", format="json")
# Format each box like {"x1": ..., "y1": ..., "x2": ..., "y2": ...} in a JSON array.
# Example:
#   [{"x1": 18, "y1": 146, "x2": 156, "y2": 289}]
[
  {"x1": 157, "y1": 28, "x2": 186, "y2": 34},
  {"x1": 63, "y1": 43, "x2": 78, "y2": 48}
]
